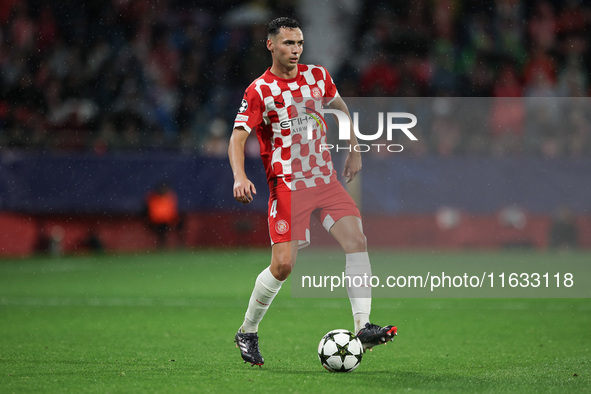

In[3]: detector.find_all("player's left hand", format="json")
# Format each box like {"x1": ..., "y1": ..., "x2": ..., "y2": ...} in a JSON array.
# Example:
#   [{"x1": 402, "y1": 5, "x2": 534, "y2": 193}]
[{"x1": 342, "y1": 150, "x2": 362, "y2": 183}]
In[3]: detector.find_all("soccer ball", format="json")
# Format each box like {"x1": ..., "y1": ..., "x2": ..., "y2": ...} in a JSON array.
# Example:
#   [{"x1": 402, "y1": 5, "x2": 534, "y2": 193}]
[{"x1": 318, "y1": 329, "x2": 363, "y2": 372}]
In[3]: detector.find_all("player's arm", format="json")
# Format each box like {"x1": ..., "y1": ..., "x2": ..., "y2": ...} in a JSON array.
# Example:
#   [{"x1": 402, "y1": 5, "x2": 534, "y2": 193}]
[
  {"x1": 328, "y1": 95, "x2": 361, "y2": 183},
  {"x1": 228, "y1": 127, "x2": 257, "y2": 204}
]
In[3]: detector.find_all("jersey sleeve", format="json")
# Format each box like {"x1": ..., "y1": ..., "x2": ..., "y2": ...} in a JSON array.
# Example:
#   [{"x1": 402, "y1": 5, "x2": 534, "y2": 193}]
[
  {"x1": 233, "y1": 88, "x2": 263, "y2": 133},
  {"x1": 322, "y1": 66, "x2": 339, "y2": 105}
]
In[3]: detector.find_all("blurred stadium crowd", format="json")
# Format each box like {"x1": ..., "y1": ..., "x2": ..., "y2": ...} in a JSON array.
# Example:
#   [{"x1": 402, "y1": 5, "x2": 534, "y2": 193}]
[{"x1": 0, "y1": 0, "x2": 590, "y2": 157}]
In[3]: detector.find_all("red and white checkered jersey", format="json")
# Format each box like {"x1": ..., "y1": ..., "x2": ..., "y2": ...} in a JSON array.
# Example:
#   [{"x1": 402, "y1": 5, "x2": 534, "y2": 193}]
[{"x1": 234, "y1": 64, "x2": 339, "y2": 190}]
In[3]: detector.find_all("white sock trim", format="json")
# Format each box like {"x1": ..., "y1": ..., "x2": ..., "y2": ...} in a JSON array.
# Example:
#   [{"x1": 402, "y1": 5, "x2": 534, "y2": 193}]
[{"x1": 259, "y1": 266, "x2": 285, "y2": 290}]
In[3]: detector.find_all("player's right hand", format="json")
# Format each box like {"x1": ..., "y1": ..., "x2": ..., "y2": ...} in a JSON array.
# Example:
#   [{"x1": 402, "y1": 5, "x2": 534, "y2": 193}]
[{"x1": 233, "y1": 177, "x2": 257, "y2": 204}]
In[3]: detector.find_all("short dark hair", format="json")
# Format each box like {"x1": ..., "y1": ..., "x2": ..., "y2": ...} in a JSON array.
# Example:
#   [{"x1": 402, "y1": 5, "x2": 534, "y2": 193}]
[{"x1": 268, "y1": 17, "x2": 300, "y2": 37}]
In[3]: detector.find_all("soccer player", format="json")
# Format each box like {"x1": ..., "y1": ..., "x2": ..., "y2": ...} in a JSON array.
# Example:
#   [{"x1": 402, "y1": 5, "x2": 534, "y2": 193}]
[{"x1": 229, "y1": 17, "x2": 397, "y2": 366}]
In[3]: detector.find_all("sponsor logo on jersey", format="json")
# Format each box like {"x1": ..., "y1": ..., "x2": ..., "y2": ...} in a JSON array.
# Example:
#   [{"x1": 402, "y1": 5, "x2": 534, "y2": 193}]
[
  {"x1": 279, "y1": 107, "x2": 327, "y2": 137},
  {"x1": 275, "y1": 219, "x2": 289, "y2": 235},
  {"x1": 238, "y1": 99, "x2": 248, "y2": 113}
]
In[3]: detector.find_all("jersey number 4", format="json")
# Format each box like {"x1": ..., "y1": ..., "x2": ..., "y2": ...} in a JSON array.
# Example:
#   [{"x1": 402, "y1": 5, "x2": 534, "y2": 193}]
[{"x1": 270, "y1": 199, "x2": 278, "y2": 218}]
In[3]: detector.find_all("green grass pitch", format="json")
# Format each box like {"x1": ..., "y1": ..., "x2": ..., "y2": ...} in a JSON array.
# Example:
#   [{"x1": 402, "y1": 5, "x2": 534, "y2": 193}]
[{"x1": 0, "y1": 250, "x2": 589, "y2": 393}]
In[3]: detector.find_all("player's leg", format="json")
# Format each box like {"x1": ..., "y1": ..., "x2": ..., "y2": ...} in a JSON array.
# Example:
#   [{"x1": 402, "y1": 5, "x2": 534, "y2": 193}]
[
  {"x1": 241, "y1": 241, "x2": 298, "y2": 333},
  {"x1": 329, "y1": 215, "x2": 371, "y2": 332},
  {"x1": 236, "y1": 179, "x2": 313, "y2": 365},
  {"x1": 236, "y1": 177, "x2": 301, "y2": 365},
  {"x1": 235, "y1": 241, "x2": 298, "y2": 365},
  {"x1": 240, "y1": 180, "x2": 297, "y2": 331},
  {"x1": 269, "y1": 239, "x2": 299, "y2": 280},
  {"x1": 330, "y1": 215, "x2": 397, "y2": 350}
]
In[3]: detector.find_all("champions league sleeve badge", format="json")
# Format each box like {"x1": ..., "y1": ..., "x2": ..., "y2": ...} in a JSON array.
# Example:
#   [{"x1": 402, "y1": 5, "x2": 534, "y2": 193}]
[{"x1": 239, "y1": 99, "x2": 248, "y2": 113}]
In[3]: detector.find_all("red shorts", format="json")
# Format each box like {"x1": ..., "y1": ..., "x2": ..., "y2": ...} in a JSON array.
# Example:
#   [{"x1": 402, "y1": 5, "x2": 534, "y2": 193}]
[{"x1": 267, "y1": 179, "x2": 361, "y2": 247}]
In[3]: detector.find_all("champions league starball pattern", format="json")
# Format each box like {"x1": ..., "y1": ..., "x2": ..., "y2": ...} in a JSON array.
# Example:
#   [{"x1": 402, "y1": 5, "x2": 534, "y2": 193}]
[{"x1": 318, "y1": 329, "x2": 363, "y2": 372}]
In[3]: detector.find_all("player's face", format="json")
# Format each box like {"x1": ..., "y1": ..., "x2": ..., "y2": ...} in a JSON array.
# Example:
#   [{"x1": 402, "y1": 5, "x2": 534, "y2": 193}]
[{"x1": 268, "y1": 28, "x2": 304, "y2": 70}]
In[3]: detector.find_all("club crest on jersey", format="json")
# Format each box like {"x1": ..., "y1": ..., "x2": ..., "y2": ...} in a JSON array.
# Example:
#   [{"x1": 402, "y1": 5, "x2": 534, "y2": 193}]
[
  {"x1": 238, "y1": 99, "x2": 248, "y2": 113},
  {"x1": 311, "y1": 87, "x2": 322, "y2": 100},
  {"x1": 275, "y1": 219, "x2": 289, "y2": 235}
]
